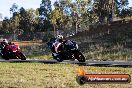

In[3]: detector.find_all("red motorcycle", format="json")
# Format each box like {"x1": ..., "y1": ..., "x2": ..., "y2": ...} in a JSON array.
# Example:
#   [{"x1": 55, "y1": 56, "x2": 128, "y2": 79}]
[{"x1": 0, "y1": 43, "x2": 26, "y2": 60}]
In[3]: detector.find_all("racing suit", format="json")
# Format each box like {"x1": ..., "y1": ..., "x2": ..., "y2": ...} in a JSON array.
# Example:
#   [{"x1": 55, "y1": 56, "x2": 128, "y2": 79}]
[
  {"x1": 52, "y1": 39, "x2": 74, "y2": 53},
  {"x1": 0, "y1": 42, "x2": 9, "y2": 56}
]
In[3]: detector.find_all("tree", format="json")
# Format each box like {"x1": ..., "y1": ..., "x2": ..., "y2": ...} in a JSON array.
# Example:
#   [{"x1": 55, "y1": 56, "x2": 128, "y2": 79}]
[
  {"x1": 19, "y1": 7, "x2": 36, "y2": 33},
  {"x1": 0, "y1": 13, "x2": 2, "y2": 19},
  {"x1": 37, "y1": 0, "x2": 53, "y2": 32},
  {"x1": 70, "y1": 0, "x2": 92, "y2": 33},
  {"x1": 129, "y1": 7, "x2": 132, "y2": 17},
  {"x1": 39, "y1": 0, "x2": 52, "y2": 20},
  {"x1": 51, "y1": 0, "x2": 93, "y2": 34},
  {"x1": 2, "y1": 17, "x2": 10, "y2": 33},
  {"x1": 115, "y1": 0, "x2": 130, "y2": 18},
  {"x1": 57, "y1": 0, "x2": 72, "y2": 30},
  {"x1": 10, "y1": 3, "x2": 19, "y2": 17},
  {"x1": 50, "y1": 8, "x2": 64, "y2": 36},
  {"x1": 91, "y1": 0, "x2": 113, "y2": 23}
]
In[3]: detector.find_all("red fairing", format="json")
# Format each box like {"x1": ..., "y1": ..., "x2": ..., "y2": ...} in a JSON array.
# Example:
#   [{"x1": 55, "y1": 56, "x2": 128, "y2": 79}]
[{"x1": 5, "y1": 44, "x2": 20, "y2": 52}]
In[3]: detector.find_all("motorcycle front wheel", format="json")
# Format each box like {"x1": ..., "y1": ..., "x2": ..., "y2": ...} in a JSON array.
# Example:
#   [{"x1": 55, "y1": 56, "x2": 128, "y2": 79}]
[
  {"x1": 75, "y1": 51, "x2": 85, "y2": 62},
  {"x1": 16, "y1": 51, "x2": 26, "y2": 60}
]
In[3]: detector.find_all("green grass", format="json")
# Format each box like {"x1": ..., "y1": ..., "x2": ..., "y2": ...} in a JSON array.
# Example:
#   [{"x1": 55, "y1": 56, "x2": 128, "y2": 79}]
[
  {"x1": 0, "y1": 63, "x2": 131, "y2": 88},
  {"x1": 82, "y1": 43, "x2": 132, "y2": 61},
  {"x1": 84, "y1": 51, "x2": 132, "y2": 61},
  {"x1": 26, "y1": 51, "x2": 132, "y2": 61},
  {"x1": 27, "y1": 55, "x2": 52, "y2": 60}
]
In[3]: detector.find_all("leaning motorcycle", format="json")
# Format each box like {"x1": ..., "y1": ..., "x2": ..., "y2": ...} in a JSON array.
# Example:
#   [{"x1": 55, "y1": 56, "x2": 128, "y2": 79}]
[
  {"x1": 48, "y1": 39, "x2": 85, "y2": 62},
  {"x1": 0, "y1": 43, "x2": 26, "y2": 60}
]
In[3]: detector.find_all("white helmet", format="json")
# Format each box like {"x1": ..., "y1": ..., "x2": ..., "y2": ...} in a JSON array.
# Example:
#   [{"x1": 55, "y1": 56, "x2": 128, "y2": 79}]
[
  {"x1": 57, "y1": 35, "x2": 63, "y2": 40},
  {"x1": 3, "y1": 39, "x2": 8, "y2": 44},
  {"x1": 56, "y1": 35, "x2": 64, "y2": 42}
]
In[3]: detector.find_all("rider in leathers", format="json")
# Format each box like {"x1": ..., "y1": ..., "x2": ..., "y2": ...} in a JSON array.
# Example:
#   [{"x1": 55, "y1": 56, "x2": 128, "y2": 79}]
[
  {"x1": 52, "y1": 35, "x2": 74, "y2": 53},
  {"x1": 0, "y1": 39, "x2": 9, "y2": 56}
]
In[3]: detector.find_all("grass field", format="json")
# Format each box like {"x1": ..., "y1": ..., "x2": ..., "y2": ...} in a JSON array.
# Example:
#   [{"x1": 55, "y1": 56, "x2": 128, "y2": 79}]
[
  {"x1": 0, "y1": 63, "x2": 131, "y2": 88},
  {"x1": 27, "y1": 55, "x2": 52, "y2": 60},
  {"x1": 13, "y1": 41, "x2": 42, "y2": 46}
]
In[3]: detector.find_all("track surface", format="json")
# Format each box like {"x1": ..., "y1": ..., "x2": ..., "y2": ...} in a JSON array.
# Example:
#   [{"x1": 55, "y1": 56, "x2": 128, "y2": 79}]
[{"x1": 0, "y1": 59, "x2": 132, "y2": 67}]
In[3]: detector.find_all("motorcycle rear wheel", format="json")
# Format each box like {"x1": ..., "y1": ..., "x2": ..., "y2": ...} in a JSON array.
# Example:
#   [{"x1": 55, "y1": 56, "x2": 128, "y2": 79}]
[
  {"x1": 55, "y1": 57, "x2": 63, "y2": 62},
  {"x1": 0, "y1": 52, "x2": 9, "y2": 60},
  {"x1": 52, "y1": 53, "x2": 63, "y2": 62}
]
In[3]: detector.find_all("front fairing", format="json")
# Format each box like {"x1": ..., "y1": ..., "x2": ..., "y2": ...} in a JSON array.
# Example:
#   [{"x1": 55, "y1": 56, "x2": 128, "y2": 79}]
[
  {"x1": 52, "y1": 53, "x2": 59, "y2": 57},
  {"x1": 65, "y1": 43, "x2": 78, "y2": 51}
]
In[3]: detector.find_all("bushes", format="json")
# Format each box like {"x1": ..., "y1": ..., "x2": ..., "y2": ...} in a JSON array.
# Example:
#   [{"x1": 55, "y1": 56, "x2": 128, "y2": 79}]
[
  {"x1": 17, "y1": 32, "x2": 34, "y2": 41},
  {"x1": 42, "y1": 32, "x2": 54, "y2": 42}
]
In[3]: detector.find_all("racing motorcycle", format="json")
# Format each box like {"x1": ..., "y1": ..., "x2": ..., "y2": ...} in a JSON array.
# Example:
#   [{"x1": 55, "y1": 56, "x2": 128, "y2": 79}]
[
  {"x1": 47, "y1": 38, "x2": 85, "y2": 62},
  {"x1": 0, "y1": 43, "x2": 26, "y2": 60}
]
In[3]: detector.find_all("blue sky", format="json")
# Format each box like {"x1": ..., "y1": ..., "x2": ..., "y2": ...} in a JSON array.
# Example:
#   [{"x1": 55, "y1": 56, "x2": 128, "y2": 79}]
[{"x1": 0, "y1": 0, "x2": 132, "y2": 20}]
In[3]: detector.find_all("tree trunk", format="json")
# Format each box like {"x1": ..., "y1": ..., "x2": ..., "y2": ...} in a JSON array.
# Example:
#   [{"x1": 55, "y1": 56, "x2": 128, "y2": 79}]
[
  {"x1": 111, "y1": 0, "x2": 114, "y2": 21},
  {"x1": 75, "y1": 22, "x2": 78, "y2": 34},
  {"x1": 53, "y1": 24, "x2": 56, "y2": 37},
  {"x1": 75, "y1": 15, "x2": 79, "y2": 34}
]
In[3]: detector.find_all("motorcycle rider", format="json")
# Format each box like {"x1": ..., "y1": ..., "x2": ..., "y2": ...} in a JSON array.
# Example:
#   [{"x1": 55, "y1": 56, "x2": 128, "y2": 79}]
[
  {"x1": 0, "y1": 39, "x2": 9, "y2": 49},
  {"x1": 52, "y1": 35, "x2": 64, "y2": 53},
  {"x1": 48, "y1": 35, "x2": 85, "y2": 62},
  {"x1": 52, "y1": 35, "x2": 74, "y2": 53},
  {"x1": 0, "y1": 39, "x2": 9, "y2": 56}
]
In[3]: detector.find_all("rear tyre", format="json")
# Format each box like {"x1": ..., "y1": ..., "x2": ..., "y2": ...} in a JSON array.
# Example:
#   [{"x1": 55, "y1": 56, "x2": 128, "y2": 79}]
[
  {"x1": 55, "y1": 57, "x2": 63, "y2": 62},
  {"x1": 52, "y1": 53, "x2": 63, "y2": 62},
  {"x1": 0, "y1": 52, "x2": 9, "y2": 60},
  {"x1": 5, "y1": 57, "x2": 10, "y2": 60}
]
